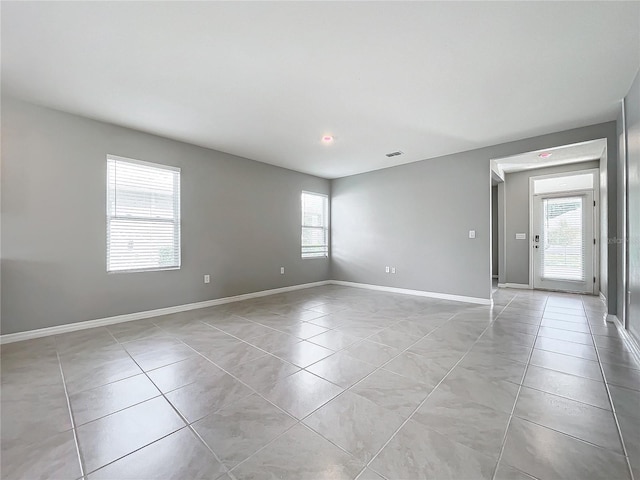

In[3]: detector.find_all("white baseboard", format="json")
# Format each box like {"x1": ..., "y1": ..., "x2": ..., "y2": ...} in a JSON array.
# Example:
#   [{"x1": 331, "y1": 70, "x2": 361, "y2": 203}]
[
  {"x1": 330, "y1": 280, "x2": 492, "y2": 305},
  {"x1": 599, "y1": 291, "x2": 607, "y2": 305},
  {"x1": 0, "y1": 280, "x2": 331, "y2": 345},
  {"x1": 607, "y1": 315, "x2": 640, "y2": 362},
  {"x1": 497, "y1": 283, "x2": 532, "y2": 290},
  {"x1": 1, "y1": 279, "x2": 495, "y2": 344}
]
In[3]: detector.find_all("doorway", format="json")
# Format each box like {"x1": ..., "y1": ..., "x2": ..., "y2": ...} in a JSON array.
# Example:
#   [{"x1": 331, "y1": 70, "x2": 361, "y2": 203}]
[
  {"x1": 530, "y1": 170, "x2": 598, "y2": 294},
  {"x1": 490, "y1": 138, "x2": 606, "y2": 300}
]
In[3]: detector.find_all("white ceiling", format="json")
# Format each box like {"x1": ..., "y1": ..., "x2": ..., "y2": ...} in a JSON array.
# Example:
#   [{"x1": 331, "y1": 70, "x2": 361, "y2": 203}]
[
  {"x1": 2, "y1": 2, "x2": 639, "y2": 179},
  {"x1": 493, "y1": 138, "x2": 607, "y2": 175}
]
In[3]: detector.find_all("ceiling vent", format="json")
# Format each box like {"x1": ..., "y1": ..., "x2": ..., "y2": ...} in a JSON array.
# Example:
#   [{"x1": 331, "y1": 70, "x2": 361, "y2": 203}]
[{"x1": 385, "y1": 151, "x2": 403, "y2": 158}]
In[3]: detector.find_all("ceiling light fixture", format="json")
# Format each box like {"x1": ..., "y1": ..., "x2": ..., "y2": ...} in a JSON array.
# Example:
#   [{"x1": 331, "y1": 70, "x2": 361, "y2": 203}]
[
  {"x1": 321, "y1": 135, "x2": 334, "y2": 143},
  {"x1": 538, "y1": 152, "x2": 552, "y2": 158}
]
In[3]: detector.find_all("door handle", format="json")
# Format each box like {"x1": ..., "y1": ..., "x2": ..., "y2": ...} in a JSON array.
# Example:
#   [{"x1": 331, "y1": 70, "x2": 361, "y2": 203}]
[{"x1": 534, "y1": 235, "x2": 540, "y2": 242}]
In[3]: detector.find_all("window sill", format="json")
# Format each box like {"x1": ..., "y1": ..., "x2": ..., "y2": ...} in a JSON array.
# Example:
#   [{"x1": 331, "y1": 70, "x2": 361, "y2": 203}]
[{"x1": 107, "y1": 266, "x2": 181, "y2": 274}]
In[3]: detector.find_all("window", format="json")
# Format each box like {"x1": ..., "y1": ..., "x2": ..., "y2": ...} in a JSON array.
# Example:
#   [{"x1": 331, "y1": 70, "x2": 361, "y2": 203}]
[
  {"x1": 533, "y1": 172, "x2": 594, "y2": 194},
  {"x1": 541, "y1": 196, "x2": 585, "y2": 281},
  {"x1": 301, "y1": 191, "x2": 329, "y2": 258},
  {"x1": 107, "y1": 155, "x2": 181, "y2": 272}
]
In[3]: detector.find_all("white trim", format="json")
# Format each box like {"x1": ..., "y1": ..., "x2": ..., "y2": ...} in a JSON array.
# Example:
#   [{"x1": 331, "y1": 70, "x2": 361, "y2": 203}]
[
  {"x1": 491, "y1": 139, "x2": 606, "y2": 165},
  {"x1": 529, "y1": 168, "x2": 600, "y2": 189},
  {"x1": 620, "y1": 99, "x2": 629, "y2": 330},
  {"x1": 107, "y1": 154, "x2": 181, "y2": 173},
  {"x1": 301, "y1": 190, "x2": 329, "y2": 260},
  {"x1": 498, "y1": 283, "x2": 532, "y2": 289},
  {"x1": 0, "y1": 281, "x2": 330, "y2": 345},
  {"x1": 107, "y1": 155, "x2": 182, "y2": 274},
  {"x1": 330, "y1": 280, "x2": 492, "y2": 305},
  {"x1": 606, "y1": 315, "x2": 640, "y2": 363},
  {"x1": 0, "y1": 279, "x2": 500, "y2": 344},
  {"x1": 599, "y1": 291, "x2": 607, "y2": 305},
  {"x1": 528, "y1": 167, "x2": 600, "y2": 294}
]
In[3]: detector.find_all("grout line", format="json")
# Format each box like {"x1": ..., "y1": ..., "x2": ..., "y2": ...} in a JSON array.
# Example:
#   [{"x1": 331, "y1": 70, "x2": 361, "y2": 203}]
[
  {"x1": 55, "y1": 349, "x2": 86, "y2": 479},
  {"x1": 584, "y1": 297, "x2": 636, "y2": 480},
  {"x1": 490, "y1": 291, "x2": 548, "y2": 480},
  {"x1": 81, "y1": 428, "x2": 191, "y2": 478},
  {"x1": 225, "y1": 304, "x2": 484, "y2": 477},
  {"x1": 35, "y1": 288, "x2": 624, "y2": 480},
  {"x1": 508, "y1": 410, "x2": 627, "y2": 455},
  {"x1": 100, "y1": 329, "x2": 233, "y2": 478},
  {"x1": 509, "y1": 380, "x2": 611, "y2": 410},
  {"x1": 491, "y1": 295, "x2": 630, "y2": 478},
  {"x1": 353, "y1": 298, "x2": 518, "y2": 479},
  {"x1": 135, "y1": 300, "x2": 347, "y2": 480},
  {"x1": 1, "y1": 289, "x2": 381, "y2": 478},
  {"x1": 144, "y1": 319, "x2": 334, "y2": 473},
  {"x1": 531, "y1": 345, "x2": 597, "y2": 362}
]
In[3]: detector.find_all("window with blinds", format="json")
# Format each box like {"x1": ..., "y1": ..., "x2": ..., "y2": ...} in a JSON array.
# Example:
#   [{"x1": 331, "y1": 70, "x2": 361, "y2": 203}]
[
  {"x1": 301, "y1": 191, "x2": 329, "y2": 258},
  {"x1": 107, "y1": 155, "x2": 181, "y2": 272},
  {"x1": 541, "y1": 196, "x2": 584, "y2": 281}
]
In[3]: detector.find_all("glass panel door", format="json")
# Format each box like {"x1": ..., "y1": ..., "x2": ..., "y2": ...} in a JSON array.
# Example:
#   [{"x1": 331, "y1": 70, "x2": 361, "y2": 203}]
[
  {"x1": 533, "y1": 191, "x2": 594, "y2": 293},
  {"x1": 541, "y1": 196, "x2": 584, "y2": 281}
]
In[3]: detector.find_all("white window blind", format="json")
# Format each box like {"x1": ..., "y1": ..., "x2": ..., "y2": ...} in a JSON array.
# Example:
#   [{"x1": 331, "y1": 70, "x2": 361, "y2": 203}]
[
  {"x1": 541, "y1": 196, "x2": 584, "y2": 281},
  {"x1": 301, "y1": 191, "x2": 328, "y2": 258},
  {"x1": 107, "y1": 155, "x2": 181, "y2": 272}
]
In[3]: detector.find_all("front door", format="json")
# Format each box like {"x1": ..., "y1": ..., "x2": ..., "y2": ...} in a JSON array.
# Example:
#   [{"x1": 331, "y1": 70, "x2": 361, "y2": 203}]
[{"x1": 533, "y1": 191, "x2": 595, "y2": 294}]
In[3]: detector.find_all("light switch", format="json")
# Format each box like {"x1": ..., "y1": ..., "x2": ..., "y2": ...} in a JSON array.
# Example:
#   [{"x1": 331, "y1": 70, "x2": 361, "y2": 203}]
[
  {"x1": 204, "y1": 274, "x2": 210, "y2": 284},
  {"x1": 469, "y1": 230, "x2": 476, "y2": 239}
]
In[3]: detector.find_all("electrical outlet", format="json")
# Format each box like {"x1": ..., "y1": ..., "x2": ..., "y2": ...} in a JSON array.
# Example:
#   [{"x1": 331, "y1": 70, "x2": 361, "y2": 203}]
[
  {"x1": 280, "y1": 267, "x2": 285, "y2": 275},
  {"x1": 204, "y1": 274, "x2": 210, "y2": 284},
  {"x1": 391, "y1": 267, "x2": 396, "y2": 274},
  {"x1": 385, "y1": 266, "x2": 390, "y2": 273},
  {"x1": 469, "y1": 230, "x2": 476, "y2": 239}
]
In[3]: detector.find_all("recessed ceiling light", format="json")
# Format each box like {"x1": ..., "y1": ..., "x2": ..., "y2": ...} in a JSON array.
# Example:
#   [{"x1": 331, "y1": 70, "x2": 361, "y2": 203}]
[
  {"x1": 538, "y1": 152, "x2": 552, "y2": 158},
  {"x1": 321, "y1": 135, "x2": 334, "y2": 143}
]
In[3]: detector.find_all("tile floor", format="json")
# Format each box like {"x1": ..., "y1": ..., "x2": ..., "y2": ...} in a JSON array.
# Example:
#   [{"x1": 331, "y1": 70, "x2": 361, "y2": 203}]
[{"x1": 1, "y1": 285, "x2": 639, "y2": 479}]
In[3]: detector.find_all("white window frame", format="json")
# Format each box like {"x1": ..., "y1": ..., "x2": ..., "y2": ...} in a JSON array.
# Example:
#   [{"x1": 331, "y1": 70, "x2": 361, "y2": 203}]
[
  {"x1": 301, "y1": 191, "x2": 329, "y2": 259},
  {"x1": 106, "y1": 154, "x2": 181, "y2": 273}
]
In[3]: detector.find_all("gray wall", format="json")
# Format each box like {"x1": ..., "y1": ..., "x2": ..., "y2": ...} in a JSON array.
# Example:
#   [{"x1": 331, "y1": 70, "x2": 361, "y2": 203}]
[
  {"x1": 497, "y1": 182, "x2": 506, "y2": 284},
  {"x1": 504, "y1": 161, "x2": 600, "y2": 286},
  {"x1": 617, "y1": 106, "x2": 627, "y2": 323},
  {"x1": 624, "y1": 70, "x2": 640, "y2": 341},
  {"x1": 600, "y1": 148, "x2": 609, "y2": 304},
  {"x1": 331, "y1": 122, "x2": 617, "y2": 302},
  {"x1": 606, "y1": 130, "x2": 619, "y2": 313},
  {"x1": 492, "y1": 186, "x2": 498, "y2": 276},
  {"x1": 332, "y1": 154, "x2": 491, "y2": 300},
  {"x1": 1, "y1": 97, "x2": 330, "y2": 335}
]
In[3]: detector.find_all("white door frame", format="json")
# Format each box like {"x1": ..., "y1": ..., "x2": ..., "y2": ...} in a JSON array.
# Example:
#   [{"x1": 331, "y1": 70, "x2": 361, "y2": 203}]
[
  {"x1": 532, "y1": 190, "x2": 595, "y2": 293},
  {"x1": 528, "y1": 168, "x2": 600, "y2": 294}
]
